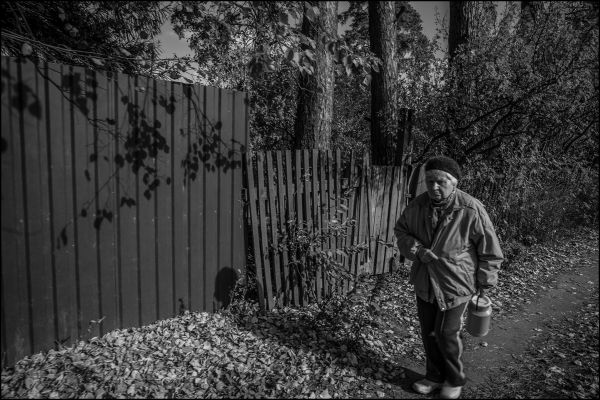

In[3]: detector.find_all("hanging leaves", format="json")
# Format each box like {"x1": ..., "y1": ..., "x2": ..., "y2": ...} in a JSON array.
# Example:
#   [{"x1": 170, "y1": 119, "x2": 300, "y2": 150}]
[{"x1": 20, "y1": 42, "x2": 33, "y2": 56}]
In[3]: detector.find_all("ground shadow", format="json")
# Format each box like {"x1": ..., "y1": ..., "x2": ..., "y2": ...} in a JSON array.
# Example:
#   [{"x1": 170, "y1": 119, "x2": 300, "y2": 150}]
[
  {"x1": 214, "y1": 267, "x2": 239, "y2": 310},
  {"x1": 228, "y1": 304, "x2": 426, "y2": 396}
]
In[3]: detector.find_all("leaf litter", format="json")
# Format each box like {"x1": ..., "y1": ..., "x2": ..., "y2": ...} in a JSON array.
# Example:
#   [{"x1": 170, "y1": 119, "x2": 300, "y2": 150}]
[{"x1": 1, "y1": 227, "x2": 597, "y2": 399}]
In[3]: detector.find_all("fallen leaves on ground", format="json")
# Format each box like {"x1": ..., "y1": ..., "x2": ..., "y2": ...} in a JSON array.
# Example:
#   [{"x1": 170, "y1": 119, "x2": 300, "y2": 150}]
[{"x1": 1, "y1": 227, "x2": 597, "y2": 399}]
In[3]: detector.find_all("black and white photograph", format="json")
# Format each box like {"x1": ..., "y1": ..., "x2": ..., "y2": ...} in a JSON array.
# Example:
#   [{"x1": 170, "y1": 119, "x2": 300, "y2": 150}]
[{"x1": 1, "y1": 1, "x2": 598, "y2": 398}]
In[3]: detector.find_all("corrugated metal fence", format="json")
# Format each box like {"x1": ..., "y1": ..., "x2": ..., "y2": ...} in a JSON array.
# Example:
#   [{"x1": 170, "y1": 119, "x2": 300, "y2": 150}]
[{"x1": 1, "y1": 57, "x2": 248, "y2": 367}]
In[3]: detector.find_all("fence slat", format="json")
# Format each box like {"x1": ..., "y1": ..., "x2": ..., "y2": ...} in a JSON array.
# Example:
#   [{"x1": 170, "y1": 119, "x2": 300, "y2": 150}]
[
  {"x1": 172, "y1": 82, "x2": 189, "y2": 315},
  {"x1": 379, "y1": 167, "x2": 393, "y2": 273},
  {"x1": 256, "y1": 153, "x2": 273, "y2": 310},
  {"x1": 359, "y1": 156, "x2": 372, "y2": 272},
  {"x1": 385, "y1": 167, "x2": 401, "y2": 272},
  {"x1": 216, "y1": 88, "x2": 233, "y2": 310},
  {"x1": 275, "y1": 151, "x2": 290, "y2": 305},
  {"x1": 203, "y1": 86, "x2": 219, "y2": 312},
  {"x1": 154, "y1": 78, "x2": 174, "y2": 321},
  {"x1": 245, "y1": 154, "x2": 265, "y2": 310},
  {"x1": 294, "y1": 151, "x2": 305, "y2": 305},
  {"x1": 285, "y1": 150, "x2": 299, "y2": 306},
  {"x1": 344, "y1": 151, "x2": 357, "y2": 292},
  {"x1": 21, "y1": 60, "x2": 55, "y2": 354},
  {"x1": 189, "y1": 85, "x2": 205, "y2": 312},
  {"x1": 311, "y1": 150, "x2": 322, "y2": 300},
  {"x1": 370, "y1": 167, "x2": 383, "y2": 274},
  {"x1": 116, "y1": 71, "x2": 139, "y2": 329},
  {"x1": 1, "y1": 56, "x2": 32, "y2": 364},
  {"x1": 317, "y1": 151, "x2": 328, "y2": 297},
  {"x1": 96, "y1": 69, "x2": 119, "y2": 335},
  {"x1": 45, "y1": 61, "x2": 79, "y2": 348},
  {"x1": 266, "y1": 152, "x2": 282, "y2": 307},
  {"x1": 137, "y1": 74, "x2": 158, "y2": 325},
  {"x1": 335, "y1": 150, "x2": 343, "y2": 293},
  {"x1": 68, "y1": 65, "x2": 101, "y2": 339},
  {"x1": 231, "y1": 91, "x2": 247, "y2": 299}
]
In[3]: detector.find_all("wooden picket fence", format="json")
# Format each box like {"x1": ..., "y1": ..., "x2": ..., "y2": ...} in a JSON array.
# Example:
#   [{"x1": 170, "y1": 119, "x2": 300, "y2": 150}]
[{"x1": 245, "y1": 149, "x2": 409, "y2": 311}]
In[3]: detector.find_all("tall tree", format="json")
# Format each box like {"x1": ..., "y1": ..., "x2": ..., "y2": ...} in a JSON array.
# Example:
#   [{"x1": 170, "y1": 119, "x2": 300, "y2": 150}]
[
  {"x1": 334, "y1": 1, "x2": 433, "y2": 156},
  {"x1": 448, "y1": 1, "x2": 496, "y2": 61},
  {"x1": 293, "y1": 1, "x2": 338, "y2": 150},
  {"x1": 367, "y1": 1, "x2": 399, "y2": 165}
]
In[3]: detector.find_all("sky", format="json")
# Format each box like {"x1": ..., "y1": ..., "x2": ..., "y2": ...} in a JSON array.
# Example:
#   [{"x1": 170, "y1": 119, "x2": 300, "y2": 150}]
[{"x1": 156, "y1": 1, "x2": 450, "y2": 59}]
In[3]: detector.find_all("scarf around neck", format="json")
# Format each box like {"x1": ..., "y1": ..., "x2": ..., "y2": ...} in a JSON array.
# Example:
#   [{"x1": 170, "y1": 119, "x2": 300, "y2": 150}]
[{"x1": 429, "y1": 189, "x2": 456, "y2": 230}]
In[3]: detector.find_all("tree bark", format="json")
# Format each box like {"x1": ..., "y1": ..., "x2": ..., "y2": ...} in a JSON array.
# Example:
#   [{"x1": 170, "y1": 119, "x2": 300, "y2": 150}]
[
  {"x1": 368, "y1": 1, "x2": 398, "y2": 165},
  {"x1": 293, "y1": 1, "x2": 338, "y2": 150},
  {"x1": 449, "y1": 1, "x2": 496, "y2": 60}
]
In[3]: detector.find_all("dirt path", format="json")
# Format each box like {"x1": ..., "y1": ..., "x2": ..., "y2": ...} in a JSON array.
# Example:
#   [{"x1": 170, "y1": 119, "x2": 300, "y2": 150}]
[
  {"x1": 460, "y1": 247, "x2": 599, "y2": 394},
  {"x1": 386, "y1": 244, "x2": 599, "y2": 399}
]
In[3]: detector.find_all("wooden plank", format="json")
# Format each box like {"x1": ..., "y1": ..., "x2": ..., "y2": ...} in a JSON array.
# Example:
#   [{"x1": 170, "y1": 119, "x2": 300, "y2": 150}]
[
  {"x1": 245, "y1": 153, "x2": 265, "y2": 310},
  {"x1": 189, "y1": 85, "x2": 205, "y2": 312},
  {"x1": 1, "y1": 56, "x2": 32, "y2": 365},
  {"x1": 380, "y1": 167, "x2": 393, "y2": 273},
  {"x1": 293, "y1": 150, "x2": 305, "y2": 305},
  {"x1": 284, "y1": 150, "x2": 299, "y2": 306},
  {"x1": 116, "y1": 71, "x2": 139, "y2": 329},
  {"x1": 216, "y1": 88, "x2": 233, "y2": 310},
  {"x1": 69, "y1": 65, "x2": 101, "y2": 338},
  {"x1": 231, "y1": 90, "x2": 247, "y2": 303},
  {"x1": 303, "y1": 150, "x2": 316, "y2": 302},
  {"x1": 371, "y1": 167, "x2": 384, "y2": 274},
  {"x1": 45, "y1": 61, "x2": 79, "y2": 349},
  {"x1": 335, "y1": 150, "x2": 343, "y2": 292},
  {"x1": 256, "y1": 153, "x2": 273, "y2": 310},
  {"x1": 350, "y1": 153, "x2": 363, "y2": 281},
  {"x1": 385, "y1": 167, "x2": 401, "y2": 273},
  {"x1": 395, "y1": 166, "x2": 406, "y2": 265},
  {"x1": 172, "y1": 82, "x2": 189, "y2": 315},
  {"x1": 136, "y1": 74, "x2": 158, "y2": 325},
  {"x1": 359, "y1": 156, "x2": 372, "y2": 272},
  {"x1": 203, "y1": 85, "x2": 219, "y2": 312},
  {"x1": 317, "y1": 150, "x2": 328, "y2": 298},
  {"x1": 275, "y1": 151, "x2": 290, "y2": 305},
  {"x1": 153, "y1": 78, "x2": 173, "y2": 321},
  {"x1": 265, "y1": 152, "x2": 282, "y2": 307},
  {"x1": 326, "y1": 150, "x2": 337, "y2": 294},
  {"x1": 340, "y1": 151, "x2": 353, "y2": 293},
  {"x1": 389, "y1": 166, "x2": 401, "y2": 269},
  {"x1": 311, "y1": 149, "x2": 322, "y2": 300},
  {"x1": 302, "y1": 151, "x2": 312, "y2": 232},
  {"x1": 94, "y1": 68, "x2": 119, "y2": 336}
]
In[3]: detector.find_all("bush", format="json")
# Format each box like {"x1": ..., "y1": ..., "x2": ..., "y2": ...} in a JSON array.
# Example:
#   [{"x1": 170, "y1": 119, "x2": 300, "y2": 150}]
[{"x1": 460, "y1": 152, "x2": 599, "y2": 247}]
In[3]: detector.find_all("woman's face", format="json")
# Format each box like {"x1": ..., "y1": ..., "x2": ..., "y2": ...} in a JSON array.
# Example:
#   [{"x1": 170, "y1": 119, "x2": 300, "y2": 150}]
[{"x1": 425, "y1": 169, "x2": 456, "y2": 201}]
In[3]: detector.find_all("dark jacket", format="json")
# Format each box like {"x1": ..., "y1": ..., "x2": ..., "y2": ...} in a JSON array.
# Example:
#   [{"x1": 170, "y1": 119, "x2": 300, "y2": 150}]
[{"x1": 394, "y1": 189, "x2": 504, "y2": 311}]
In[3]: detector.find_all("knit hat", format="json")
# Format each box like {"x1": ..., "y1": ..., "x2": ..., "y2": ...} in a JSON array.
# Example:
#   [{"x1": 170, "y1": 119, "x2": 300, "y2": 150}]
[{"x1": 425, "y1": 156, "x2": 462, "y2": 180}]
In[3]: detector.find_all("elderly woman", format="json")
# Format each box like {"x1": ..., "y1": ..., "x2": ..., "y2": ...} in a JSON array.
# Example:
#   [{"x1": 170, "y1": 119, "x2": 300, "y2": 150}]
[{"x1": 394, "y1": 155, "x2": 504, "y2": 399}]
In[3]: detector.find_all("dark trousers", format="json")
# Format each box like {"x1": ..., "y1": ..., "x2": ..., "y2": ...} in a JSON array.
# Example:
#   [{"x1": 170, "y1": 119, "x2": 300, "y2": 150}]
[{"x1": 416, "y1": 296, "x2": 468, "y2": 387}]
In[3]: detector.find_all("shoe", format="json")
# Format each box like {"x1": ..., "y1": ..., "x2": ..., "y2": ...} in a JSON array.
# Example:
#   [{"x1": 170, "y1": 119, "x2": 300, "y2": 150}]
[
  {"x1": 411, "y1": 378, "x2": 442, "y2": 395},
  {"x1": 440, "y1": 382, "x2": 463, "y2": 399}
]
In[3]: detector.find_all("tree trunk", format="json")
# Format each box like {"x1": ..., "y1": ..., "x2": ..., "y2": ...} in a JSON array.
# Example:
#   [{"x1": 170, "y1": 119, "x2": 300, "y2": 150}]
[
  {"x1": 520, "y1": 1, "x2": 541, "y2": 25},
  {"x1": 519, "y1": 1, "x2": 542, "y2": 36},
  {"x1": 368, "y1": 1, "x2": 398, "y2": 165},
  {"x1": 293, "y1": 1, "x2": 338, "y2": 150},
  {"x1": 449, "y1": 1, "x2": 496, "y2": 60}
]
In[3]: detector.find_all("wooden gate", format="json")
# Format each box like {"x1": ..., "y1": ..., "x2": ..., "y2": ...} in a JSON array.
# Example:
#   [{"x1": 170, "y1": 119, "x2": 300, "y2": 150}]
[{"x1": 245, "y1": 149, "x2": 409, "y2": 310}]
